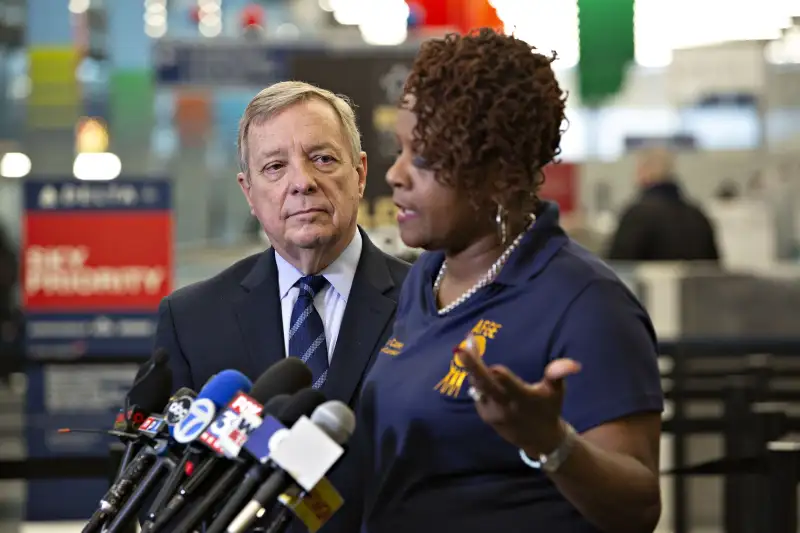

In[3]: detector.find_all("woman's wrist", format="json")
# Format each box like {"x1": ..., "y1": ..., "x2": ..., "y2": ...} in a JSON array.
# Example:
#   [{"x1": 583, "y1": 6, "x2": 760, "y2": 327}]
[{"x1": 521, "y1": 418, "x2": 569, "y2": 458}]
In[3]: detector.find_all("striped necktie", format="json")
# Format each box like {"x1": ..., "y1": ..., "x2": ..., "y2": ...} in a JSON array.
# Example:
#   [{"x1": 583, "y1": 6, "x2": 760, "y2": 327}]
[{"x1": 288, "y1": 275, "x2": 329, "y2": 389}]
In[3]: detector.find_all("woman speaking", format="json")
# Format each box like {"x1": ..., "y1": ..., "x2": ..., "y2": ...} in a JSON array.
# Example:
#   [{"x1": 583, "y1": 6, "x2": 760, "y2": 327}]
[{"x1": 353, "y1": 28, "x2": 664, "y2": 533}]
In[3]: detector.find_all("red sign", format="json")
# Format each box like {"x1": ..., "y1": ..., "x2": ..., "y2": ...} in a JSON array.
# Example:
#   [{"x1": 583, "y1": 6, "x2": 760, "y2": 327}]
[
  {"x1": 23, "y1": 213, "x2": 171, "y2": 311},
  {"x1": 540, "y1": 162, "x2": 578, "y2": 215},
  {"x1": 22, "y1": 181, "x2": 173, "y2": 313}
]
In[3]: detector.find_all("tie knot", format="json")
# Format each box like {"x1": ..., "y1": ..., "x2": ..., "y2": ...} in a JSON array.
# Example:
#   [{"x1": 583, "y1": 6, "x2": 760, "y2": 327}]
[{"x1": 296, "y1": 275, "x2": 327, "y2": 298}]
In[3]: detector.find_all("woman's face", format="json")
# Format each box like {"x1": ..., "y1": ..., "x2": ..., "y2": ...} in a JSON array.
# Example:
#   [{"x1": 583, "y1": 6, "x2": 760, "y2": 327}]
[{"x1": 386, "y1": 105, "x2": 491, "y2": 252}]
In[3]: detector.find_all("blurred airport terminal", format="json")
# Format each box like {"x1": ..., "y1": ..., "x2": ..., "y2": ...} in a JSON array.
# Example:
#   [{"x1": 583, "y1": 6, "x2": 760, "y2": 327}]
[{"x1": 1, "y1": 0, "x2": 800, "y2": 532}]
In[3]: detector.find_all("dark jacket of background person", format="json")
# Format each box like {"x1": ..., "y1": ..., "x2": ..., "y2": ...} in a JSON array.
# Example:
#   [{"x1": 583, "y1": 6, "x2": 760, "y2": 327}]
[
  {"x1": 607, "y1": 147, "x2": 720, "y2": 262},
  {"x1": 0, "y1": 225, "x2": 16, "y2": 319},
  {"x1": 0, "y1": 225, "x2": 22, "y2": 379}
]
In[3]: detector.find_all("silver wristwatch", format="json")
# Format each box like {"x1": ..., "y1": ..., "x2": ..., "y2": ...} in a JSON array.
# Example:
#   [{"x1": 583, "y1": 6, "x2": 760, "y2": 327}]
[{"x1": 519, "y1": 422, "x2": 577, "y2": 473}]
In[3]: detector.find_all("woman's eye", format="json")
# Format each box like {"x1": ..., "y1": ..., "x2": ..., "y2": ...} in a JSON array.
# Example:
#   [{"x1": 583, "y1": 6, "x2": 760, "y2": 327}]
[{"x1": 411, "y1": 156, "x2": 429, "y2": 169}]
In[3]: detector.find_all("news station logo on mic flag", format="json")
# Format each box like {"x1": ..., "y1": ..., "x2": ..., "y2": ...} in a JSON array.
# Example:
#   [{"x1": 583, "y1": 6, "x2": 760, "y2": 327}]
[{"x1": 21, "y1": 179, "x2": 173, "y2": 521}]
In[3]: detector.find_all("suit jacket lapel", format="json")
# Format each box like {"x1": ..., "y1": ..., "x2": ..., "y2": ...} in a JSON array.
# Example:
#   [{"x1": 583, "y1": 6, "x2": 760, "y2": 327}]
[
  {"x1": 324, "y1": 231, "x2": 397, "y2": 405},
  {"x1": 233, "y1": 249, "x2": 286, "y2": 378}
]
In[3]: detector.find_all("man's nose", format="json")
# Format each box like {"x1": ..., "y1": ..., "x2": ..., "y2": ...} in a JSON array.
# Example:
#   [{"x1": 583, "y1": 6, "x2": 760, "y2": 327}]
[{"x1": 289, "y1": 168, "x2": 319, "y2": 195}]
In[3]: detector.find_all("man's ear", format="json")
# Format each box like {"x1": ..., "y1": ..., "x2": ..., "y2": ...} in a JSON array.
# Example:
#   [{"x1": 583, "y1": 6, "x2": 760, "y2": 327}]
[
  {"x1": 237, "y1": 172, "x2": 255, "y2": 215},
  {"x1": 356, "y1": 151, "x2": 368, "y2": 198}
]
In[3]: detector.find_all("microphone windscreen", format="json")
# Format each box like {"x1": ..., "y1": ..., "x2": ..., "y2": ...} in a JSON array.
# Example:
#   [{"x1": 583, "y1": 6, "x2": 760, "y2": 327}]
[
  {"x1": 278, "y1": 388, "x2": 326, "y2": 426},
  {"x1": 167, "y1": 387, "x2": 197, "y2": 409},
  {"x1": 310, "y1": 401, "x2": 356, "y2": 445},
  {"x1": 128, "y1": 360, "x2": 173, "y2": 415},
  {"x1": 165, "y1": 387, "x2": 197, "y2": 432},
  {"x1": 171, "y1": 387, "x2": 196, "y2": 399},
  {"x1": 249, "y1": 358, "x2": 313, "y2": 404},
  {"x1": 131, "y1": 347, "x2": 169, "y2": 387},
  {"x1": 262, "y1": 394, "x2": 291, "y2": 417},
  {"x1": 198, "y1": 370, "x2": 253, "y2": 408}
]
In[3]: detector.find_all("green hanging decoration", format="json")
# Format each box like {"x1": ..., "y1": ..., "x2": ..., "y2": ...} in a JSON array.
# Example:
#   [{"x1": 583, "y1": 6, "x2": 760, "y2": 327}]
[{"x1": 577, "y1": 0, "x2": 636, "y2": 106}]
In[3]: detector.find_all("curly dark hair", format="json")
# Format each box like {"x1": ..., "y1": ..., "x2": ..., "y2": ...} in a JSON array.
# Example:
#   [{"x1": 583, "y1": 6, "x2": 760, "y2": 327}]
[{"x1": 404, "y1": 28, "x2": 567, "y2": 215}]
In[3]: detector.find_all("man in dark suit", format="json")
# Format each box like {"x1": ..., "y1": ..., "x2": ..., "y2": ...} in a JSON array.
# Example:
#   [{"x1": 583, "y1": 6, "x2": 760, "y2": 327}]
[{"x1": 153, "y1": 81, "x2": 409, "y2": 531}]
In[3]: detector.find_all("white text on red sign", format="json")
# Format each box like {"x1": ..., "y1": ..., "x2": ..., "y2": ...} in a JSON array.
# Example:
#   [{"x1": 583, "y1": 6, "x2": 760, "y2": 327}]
[{"x1": 24, "y1": 246, "x2": 166, "y2": 298}]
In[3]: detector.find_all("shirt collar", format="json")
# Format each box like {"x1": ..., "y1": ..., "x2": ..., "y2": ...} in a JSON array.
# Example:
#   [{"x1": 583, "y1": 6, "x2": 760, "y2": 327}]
[
  {"x1": 275, "y1": 229, "x2": 363, "y2": 302},
  {"x1": 493, "y1": 200, "x2": 567, "y2": 285}
]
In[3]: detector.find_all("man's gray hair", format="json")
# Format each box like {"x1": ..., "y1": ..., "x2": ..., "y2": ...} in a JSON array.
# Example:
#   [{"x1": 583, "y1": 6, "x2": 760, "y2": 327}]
[{"x1": 237, "y1": 81, "x2": 362, "y2": 176}]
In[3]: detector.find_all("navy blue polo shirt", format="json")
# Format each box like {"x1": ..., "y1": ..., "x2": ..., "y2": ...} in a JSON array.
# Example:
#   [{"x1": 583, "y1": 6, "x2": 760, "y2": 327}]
[{"x1": 357, "y1": 202, "x2": 663, "y2": 533}]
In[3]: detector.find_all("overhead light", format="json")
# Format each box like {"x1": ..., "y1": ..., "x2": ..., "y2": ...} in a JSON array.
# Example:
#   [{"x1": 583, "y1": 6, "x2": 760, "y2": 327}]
[
  {"x1": 635, "y1": 0, "x2": 798, "y2": 67},
  {"x1": 358, "y1": 0, "x2": 409, "y2": 45},
  {"x1": 491, "y1": 0, "x2": 580, "y2": 69},
  {"x1": 331, "y1": 0, "x2": 366, "y2": 25},
  {"x1": 199, "y1": 19, "x2": 222, "y2": 38},
  {"x1": 0, "y1": 152, "x2": 31, "y2": 179},
  {"x1": 68, "y1": 0, "x2": 90, "y2": 15},
  {"x1": 73, "y1": 153, "x2": 122, "y2": 181},
  {"x1": 144, "y1": 0, "x2": 168, "y2": 39},
  {"x1": 198, "y1": 0, "x2": 222, "y2": 38},
  {"x1": 145, "y1": 24, "x2": 168, "y2": 38}
]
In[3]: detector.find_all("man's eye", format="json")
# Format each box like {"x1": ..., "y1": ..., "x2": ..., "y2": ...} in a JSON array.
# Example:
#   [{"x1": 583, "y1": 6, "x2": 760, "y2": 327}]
[
  {"x1": 315, "y1": 155, "x2": 336, "y2": 164},
  {"x1": 263, "y1": 163, "x2": 283, "y2": 173}
]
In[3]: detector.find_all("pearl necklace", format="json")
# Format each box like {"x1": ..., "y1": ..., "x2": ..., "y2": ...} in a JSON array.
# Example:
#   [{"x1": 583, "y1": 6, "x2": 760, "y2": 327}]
[{"x1": 433, "y1": 215, "x2": 535, "y2": 316}]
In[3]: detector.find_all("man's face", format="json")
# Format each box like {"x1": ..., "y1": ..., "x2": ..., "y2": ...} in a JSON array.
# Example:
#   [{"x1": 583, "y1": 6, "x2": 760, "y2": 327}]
[{"x1": 238, "y1": 99, "x2": 367, "y2": 258}]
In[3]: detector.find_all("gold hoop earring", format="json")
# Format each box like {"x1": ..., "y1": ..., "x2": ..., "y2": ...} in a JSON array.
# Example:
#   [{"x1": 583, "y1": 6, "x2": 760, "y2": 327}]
[{"x1": 495, "y1": 204, "x2": 508, "y2": 246}]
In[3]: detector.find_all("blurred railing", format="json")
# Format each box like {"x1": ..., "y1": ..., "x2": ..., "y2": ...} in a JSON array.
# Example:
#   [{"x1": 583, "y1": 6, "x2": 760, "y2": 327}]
[{"x1": 660, "y1": 338, "x2": 800, "y2": 533}]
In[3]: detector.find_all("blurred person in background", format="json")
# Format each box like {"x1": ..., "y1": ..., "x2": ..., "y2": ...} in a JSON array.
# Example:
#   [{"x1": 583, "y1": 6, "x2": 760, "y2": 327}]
[
  {"x1": 343, "y1": 29, "x2": 663, "y2": 533},
  {"x1": 607, "y1": 147, "x2": 720, "y2": 262},
  {"x1": 0, "y1": 223, "x2": 19, "y2": 384}
]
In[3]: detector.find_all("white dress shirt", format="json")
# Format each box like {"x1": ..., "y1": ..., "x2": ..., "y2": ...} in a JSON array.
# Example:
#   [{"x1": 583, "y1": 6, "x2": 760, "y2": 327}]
[{"x1": 274, "y1": 230, "x2": 363, "y2": 362}]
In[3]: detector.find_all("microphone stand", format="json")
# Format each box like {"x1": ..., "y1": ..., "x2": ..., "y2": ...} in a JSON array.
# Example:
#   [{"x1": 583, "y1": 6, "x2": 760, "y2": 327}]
[
  {"x1": 114, "y1": 441, "x2": 141, "y2": 482},
  {"x1": 105, "y1": 455, "x2": 176, "y2": 533}
]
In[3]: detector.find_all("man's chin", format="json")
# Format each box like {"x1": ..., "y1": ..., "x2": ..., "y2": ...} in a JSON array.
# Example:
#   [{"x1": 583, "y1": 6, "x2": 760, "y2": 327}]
[{"x1": 288, "y1": 226, "x2": 337, "y2": 249}]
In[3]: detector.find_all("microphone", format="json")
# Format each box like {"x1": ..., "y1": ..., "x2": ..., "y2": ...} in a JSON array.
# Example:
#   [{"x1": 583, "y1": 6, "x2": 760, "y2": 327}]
[
  {"x1": 203, "y1": 389, "x2": 324, "y2": 533},
  {"x1": 227, "y1": 400, "x2": 356, "y2": 533},
  {"x1": 139, "y1": 370, "x2": 254, "y2": 532},
  {"x1": 80, "y1": 369, "x2": 175, "y2": 533},
  {"x1": 172, "y1": 370, "x2": 253, "y2": 444},
  {"x1": 163, "y1": 388, "x2": 197, "y2": 429},
  {"x1": 106, "y1": 372, "x2": 250, "y2": 533},
  {"x1": 121, "y1": 387, "x2": 197, "y2": 523},
  {"x1": 173, "y1": 388, "x2": 325, "y2": 533},
  {"x1": 115, "y1": 351, "x2": 172, "y2": 477},
  {"x1": 145, "y1": 359, "x2": 312, "y2": 533},
  {"x1": 131, "y1": 348, "x2": 169, "y2": 389},
  {"x1": 271, "y1": 477, "x2": 344, "y2": 533},
  {"x1": 141, "y1": 395, "x2": 290, "y2": 533}
]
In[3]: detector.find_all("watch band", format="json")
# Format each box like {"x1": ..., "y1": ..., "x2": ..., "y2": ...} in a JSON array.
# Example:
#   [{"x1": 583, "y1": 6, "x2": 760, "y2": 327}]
[{"x1": 519, "y1": 422, "x2": 577, "y2": 473}]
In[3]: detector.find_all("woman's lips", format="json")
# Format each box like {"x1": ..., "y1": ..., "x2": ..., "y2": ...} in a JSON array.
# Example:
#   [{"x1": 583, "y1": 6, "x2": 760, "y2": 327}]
[{"x1": 396, "y1": 207, "x2": 418, "y2": 223}]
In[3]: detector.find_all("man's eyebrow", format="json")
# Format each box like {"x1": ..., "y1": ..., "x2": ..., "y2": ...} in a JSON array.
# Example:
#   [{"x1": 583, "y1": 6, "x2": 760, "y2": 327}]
[
  {"x1": 306, "y1": 142, "x2": 341, "y2": 154},
  {"x1": 253, "y1": 148, "x2": 284, "y2": 162}
]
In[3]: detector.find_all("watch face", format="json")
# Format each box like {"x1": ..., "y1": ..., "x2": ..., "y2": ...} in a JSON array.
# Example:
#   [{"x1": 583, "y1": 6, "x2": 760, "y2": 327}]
[
  {"x1": 541, "y1": 454, "x2": 560, "y2": 473},
  {"x1": 519, "y1": 424, "x2": 577, "y2": 472}
]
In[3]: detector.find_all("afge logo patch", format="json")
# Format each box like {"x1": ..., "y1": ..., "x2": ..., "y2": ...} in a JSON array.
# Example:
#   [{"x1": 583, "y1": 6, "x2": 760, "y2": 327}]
[
  {"x1": 434, "y1": 319, "x2": 502, "y2": 397},
  {"x1": 380, "y1": 338, "x2": 404, "y2": 357}
]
